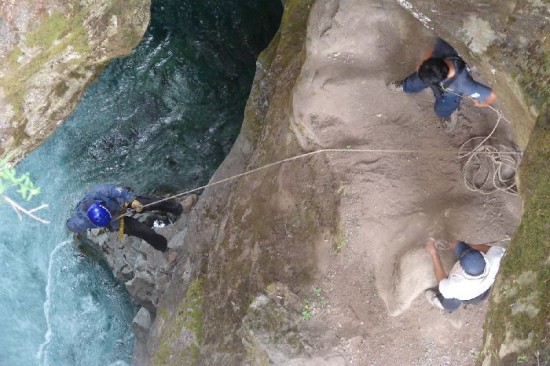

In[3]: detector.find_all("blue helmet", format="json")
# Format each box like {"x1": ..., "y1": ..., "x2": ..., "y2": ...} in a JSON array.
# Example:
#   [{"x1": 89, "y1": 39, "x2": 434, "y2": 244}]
[{"x1": 87, "y1": 202, "x2": 111, "y2": 227}]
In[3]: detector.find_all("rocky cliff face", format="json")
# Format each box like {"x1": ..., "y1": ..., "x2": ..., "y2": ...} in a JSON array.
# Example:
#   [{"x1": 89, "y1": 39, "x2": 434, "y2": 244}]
[
  {"x1": 138, "y1": 1, "x2": 340, "y2": 364},
  {"x1": 0, "y1": 0, "x2": 150, "y2": 161},
  {"x1": 397, "y1": 1, "x2": 549, "y2": 364},
  {"x1": 138, "y1": 0, "x2": 547, "y2": 364},
  {"x1": 77, "y1": 0, "x2": 546, "y2": 364},
  {"x1": 3, "y1": 0, "x2": 548, "y2": 365}
]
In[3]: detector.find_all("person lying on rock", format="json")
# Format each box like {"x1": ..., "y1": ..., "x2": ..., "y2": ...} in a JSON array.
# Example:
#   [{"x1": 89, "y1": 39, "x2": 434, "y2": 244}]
[
  {"x1": 424, "y1": 238, "x2": 506, "y2": 312},
  {"x1": 66, "y1": 183, "x2": 183, "y2": 252},
  {"x1": 387, "y1": 37, "x2": 497, "y2": 131}
]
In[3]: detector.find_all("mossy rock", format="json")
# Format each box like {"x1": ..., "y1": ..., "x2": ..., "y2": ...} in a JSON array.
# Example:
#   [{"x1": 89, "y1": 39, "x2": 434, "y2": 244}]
[
  {"x1": 153, "y1": 278, "x2": 204, "y2": 366},
  {"x1": 481, "y1": 108, "x2": 550, "y2": 365}
]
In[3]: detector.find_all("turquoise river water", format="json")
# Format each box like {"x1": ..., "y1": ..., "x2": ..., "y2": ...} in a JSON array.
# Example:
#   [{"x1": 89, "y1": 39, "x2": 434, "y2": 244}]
[{"x1": 0, "y1": 1, "x2": 282, "y2": 364}]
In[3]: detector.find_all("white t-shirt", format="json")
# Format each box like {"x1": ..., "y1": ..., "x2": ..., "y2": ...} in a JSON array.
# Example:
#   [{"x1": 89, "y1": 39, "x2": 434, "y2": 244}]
[{"x1": 439, "y1": 246, "x2": 506, "y2": 301}]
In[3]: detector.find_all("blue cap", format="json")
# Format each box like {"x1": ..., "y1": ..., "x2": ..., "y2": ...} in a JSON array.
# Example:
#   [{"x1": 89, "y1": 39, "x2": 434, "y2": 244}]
[{"x1": 454, "y1": 241, "x2": 486, "y2": 276}]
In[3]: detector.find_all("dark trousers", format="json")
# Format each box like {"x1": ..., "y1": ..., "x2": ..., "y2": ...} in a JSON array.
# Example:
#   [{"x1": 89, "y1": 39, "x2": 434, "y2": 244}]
[
  {"x1": 122, "y1": 196, "x2": 182, "y2": 252},
  {"x1": 437, "y1": 288, "x2": 491, "y2": 312},
  {"x1": 123, "y1": 216, "x2": 168, "y2": 251},
  {"x1": 402, "y1": 72, "x2": 461, "y2": 118}
]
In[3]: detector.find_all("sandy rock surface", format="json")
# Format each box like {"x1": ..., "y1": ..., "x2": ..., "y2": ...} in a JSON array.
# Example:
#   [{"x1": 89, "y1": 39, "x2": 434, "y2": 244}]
[{"x1": 289, "y1": 0, "x2": 521, "y2": 364}]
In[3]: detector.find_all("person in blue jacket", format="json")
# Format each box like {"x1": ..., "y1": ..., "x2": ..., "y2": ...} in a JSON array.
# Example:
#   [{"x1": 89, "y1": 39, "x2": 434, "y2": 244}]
[
  {"x1": 66, "y1": 184, "x2": 183, "y2": 252},
  {"x1": 388, "y1": 37, "x2": 497, "y2": 130}
]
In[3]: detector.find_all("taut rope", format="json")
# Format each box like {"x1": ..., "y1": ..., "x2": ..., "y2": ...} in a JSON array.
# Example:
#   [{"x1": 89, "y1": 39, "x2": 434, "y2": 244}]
[{"x1": 135, "y1": 87, "x2": 520, "y2": 212}]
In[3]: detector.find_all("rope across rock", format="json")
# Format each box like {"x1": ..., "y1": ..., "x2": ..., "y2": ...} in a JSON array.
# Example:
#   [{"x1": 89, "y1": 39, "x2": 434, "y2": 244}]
[{"x1": 135, "y1": 97, "x2": 519, "y2": 212}]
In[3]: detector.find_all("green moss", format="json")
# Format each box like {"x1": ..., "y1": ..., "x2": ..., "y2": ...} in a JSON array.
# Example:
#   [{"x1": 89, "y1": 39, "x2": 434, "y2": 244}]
[
  {"x1": 197, "y1": 0, "x2": 339, "y2": 361},
  {"x1": 25, "y1": 10, "x2": 90, "y2": 53},
  {"x1": 157, "y1": 306, "x2": 169, "y2": 321},
  {"x1": 482, "y1": 109, "x2": 550, "y2": 363},
  {"x1": 26, "y1": 12, "x2": 74, "y2": 48},
  {"x1": 153, "y1": 343, "x2": 171, "y2": 366},
  {"x1": 54, "y1": 82, "x2": 70, "y2": 97},
  {"x1": 0, "y1": 10, "x2": 91, "y2": 122},
  {"x1": 152, "y1": 278, "x2": 204, "y2": 366},
  {"x1": 265, "y1": 283, "x2": 278, "y2": 295},
  {"x1": 4, "y1": 46, "x2": 23, "y2": 69},
  {"x1": 241, "y1": 284, "x2": 306, "y2": 363},
  {"x1": 334, "y1": 233, "x2": 348, "y2": 254},
  {"x1": 257, "y1": 32, "x2": 280, "y2": 73},
  {"x1": 517, "y1": 53, "x2": 550, "y2": 109},
  {"x1": 243, "y1": 30, "x2": 282, "y2": 142},
  {"x1": 242, "y1": 0, "x2": 313, "y2": 144}
]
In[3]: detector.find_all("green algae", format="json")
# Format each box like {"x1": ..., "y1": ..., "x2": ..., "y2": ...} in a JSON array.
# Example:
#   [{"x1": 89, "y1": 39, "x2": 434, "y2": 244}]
[
  {"x1": 482, "y1": 109, "x2": 550, "y2": 364},
  {"x1": 0, "y1": 10, "x2": 90, "y2": 138},
  {"x1": 153, "y1": 278, "x2": 204, "y2": 366}
]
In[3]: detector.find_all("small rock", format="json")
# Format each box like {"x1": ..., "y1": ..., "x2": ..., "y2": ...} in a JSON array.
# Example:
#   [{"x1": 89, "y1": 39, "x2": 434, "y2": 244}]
[
  {"x1": 133, "y1": 307, "x2": 152, "y2": 345},
  {"x1": 182, "y1": 194, "x2": 198, "y2": 213},
  {"x1": 165, "y1": 249, "x2": 179, "y2": 264}
]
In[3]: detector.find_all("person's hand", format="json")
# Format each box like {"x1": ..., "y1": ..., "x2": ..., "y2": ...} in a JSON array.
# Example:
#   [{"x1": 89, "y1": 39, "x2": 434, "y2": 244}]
[
  {"x1": 131, "y1": 199, "x2": 144, "y2": 212},
  {"x1": 426, "y1": 237, "x2": 438, "y2": 255},
  {"x1": 447, "y1": 240, "x2": 459, "y2": 250}
]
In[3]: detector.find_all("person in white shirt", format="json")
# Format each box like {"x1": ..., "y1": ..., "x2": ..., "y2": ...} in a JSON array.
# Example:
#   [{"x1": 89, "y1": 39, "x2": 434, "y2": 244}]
[{"x1": 424, "y1": 238, "x2": 506, "y2": 312}]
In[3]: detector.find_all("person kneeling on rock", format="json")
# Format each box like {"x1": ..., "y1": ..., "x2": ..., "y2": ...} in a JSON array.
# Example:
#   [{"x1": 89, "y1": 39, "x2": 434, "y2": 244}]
[
  {"x1": 424, "y1": 238, "x2": 506, "y2": 312},
  {"x1": 66, "y1": 183, "x2": 183, "y2": 252}
]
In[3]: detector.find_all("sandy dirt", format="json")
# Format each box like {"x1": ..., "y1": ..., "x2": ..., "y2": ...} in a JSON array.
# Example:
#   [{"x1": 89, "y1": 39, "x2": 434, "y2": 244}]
[{"x1": 290, "y1": 0, "x2": 521, "y2": 364}]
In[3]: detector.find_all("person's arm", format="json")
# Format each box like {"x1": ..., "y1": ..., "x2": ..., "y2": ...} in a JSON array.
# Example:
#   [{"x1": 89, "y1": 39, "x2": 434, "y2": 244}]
[
  {"x1": 403, "y1": 72, "x2": 430, "y2": 93},
  {"x1": 426, "y1": 238, "x2": 447, "y2": 283},
  {"x1": 66, "y1": 213, "x2": 93, "y2": 232},
  {"x1": 91, "y1": 184, "x2": 140, "y2": 211},
  {"x1": 464, "y1": 75, "x2": 497, "y2": 107},
  {"x1": 472, "y1": 91, "x2": 497, "y2": 107},
  {"x1": 98, "y1": 184, "x2": 135, "y2": 203},
  {"x1": 420, "y1": 46, "x2": 434, "y2": 64},
  {"x1": 106, "y1": 185, "x2": 143, "y2": 212},
  {"x1": 468, "y1": 243, "x2": 492, "y2": 253},
  {"x1": 413, "y1": 45, "x2": 435, "y2": 71}
]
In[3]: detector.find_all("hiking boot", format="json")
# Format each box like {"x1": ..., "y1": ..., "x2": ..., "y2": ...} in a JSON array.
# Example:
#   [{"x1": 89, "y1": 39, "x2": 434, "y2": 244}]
[
  {"x1": 424, "y1": 289, "x2": 444, "y2": 310},
  {"x1": 386, "y1": 79, "x2": 403, "y2": 93},
  {"x1": 439, "y1": 113, "x2": 459, "y2": 132}
]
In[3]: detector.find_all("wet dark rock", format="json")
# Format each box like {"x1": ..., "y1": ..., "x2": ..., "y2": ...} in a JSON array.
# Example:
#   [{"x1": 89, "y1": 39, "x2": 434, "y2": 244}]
[{"x1": 84, "y1": 202, "x2": 190, "y2": 357}]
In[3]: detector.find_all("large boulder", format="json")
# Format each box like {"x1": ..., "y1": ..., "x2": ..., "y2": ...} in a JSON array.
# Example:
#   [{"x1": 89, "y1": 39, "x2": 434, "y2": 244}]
[{"x1": 0, "y1": 0, "x2": 150, "y2": 161}]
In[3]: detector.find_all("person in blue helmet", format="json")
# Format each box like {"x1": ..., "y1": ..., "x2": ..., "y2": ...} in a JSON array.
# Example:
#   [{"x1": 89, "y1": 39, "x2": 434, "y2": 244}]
[
  {"x1": 388, "y1": 37, "x2": 497, "y2": 131},
  {"x1": 424, "y1": 238, "x2": 506, "y2": 312},
  {"x1": 66, "y1": 184, "x2": 183, "y2": 252}
]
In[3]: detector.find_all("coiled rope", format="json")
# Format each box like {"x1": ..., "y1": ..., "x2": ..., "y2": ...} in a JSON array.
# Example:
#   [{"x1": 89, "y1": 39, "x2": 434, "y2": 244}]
[
  {"x1": 135, "y1": 91, "x2": 520, "y2": 212},
  {"x1": 459, "y1": 136, "x2": 519, "y2": 195},
  {"x1": 445, "y1": 89, "x2": 519, "y2": 196}
]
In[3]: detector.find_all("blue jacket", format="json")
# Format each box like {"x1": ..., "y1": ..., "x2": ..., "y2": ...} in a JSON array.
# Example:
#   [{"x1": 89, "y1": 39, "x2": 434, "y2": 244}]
[
  {"x1": 66, "y1": 184, "x2": 136, "y2": 233},
  {"x1": 403, "y1": 38, "x2": 493, "y2": 103}
]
